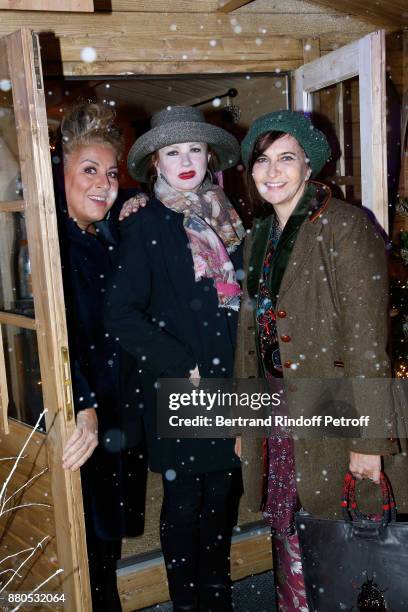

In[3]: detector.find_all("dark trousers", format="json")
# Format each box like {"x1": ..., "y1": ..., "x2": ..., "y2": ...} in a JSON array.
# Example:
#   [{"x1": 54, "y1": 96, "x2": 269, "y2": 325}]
[
  {"x1": 86, "y1": 526, "x2": 122, "y2": 612},
  {"x1": 160, "y1": 468, "x2": 242, "y2": 612},
  {"x1": 82, "y1": 477, "x2": 122, "y2": 612}
]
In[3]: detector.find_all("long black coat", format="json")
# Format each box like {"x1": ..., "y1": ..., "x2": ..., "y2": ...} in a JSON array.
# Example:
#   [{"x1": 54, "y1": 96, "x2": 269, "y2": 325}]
[
  {"x1": 55, "y1": 176, "x2": 146, "y2": 541},
  {"x1": 104, "y1": 197, "x2": 242, "y2": 475}
]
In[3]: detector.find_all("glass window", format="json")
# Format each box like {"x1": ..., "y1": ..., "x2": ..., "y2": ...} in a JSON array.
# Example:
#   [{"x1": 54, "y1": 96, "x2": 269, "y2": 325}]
[
  {"x1": 0, "y1": 39, "x2": 23, "y2": 204},
  {"x1": 1, "y1": 324, "x2": 44, "y2": 428}
]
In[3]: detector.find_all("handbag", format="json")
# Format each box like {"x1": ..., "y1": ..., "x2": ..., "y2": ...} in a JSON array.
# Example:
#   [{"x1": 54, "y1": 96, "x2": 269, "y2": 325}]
[{"x1": 295, "y1": 472, "x2": 408, "y2": 611}]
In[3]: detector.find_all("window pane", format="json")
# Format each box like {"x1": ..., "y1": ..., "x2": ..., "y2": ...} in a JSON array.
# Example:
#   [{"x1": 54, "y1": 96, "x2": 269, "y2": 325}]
[
  {"x1": 0, "y1": 39, "x2": 23, "y2": 204},
  {"x1": 0, "y1": 212, "x2": 34, "y2": 314},
  {"x1": 2, "y1": 324, "x2": 44, "y2": 428}
]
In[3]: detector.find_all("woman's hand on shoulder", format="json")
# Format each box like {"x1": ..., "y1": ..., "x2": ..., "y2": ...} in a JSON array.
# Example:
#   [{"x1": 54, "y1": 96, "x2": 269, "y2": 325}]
[
  {"x1": 349, "y1": 451, "x2": 381, "y2": 484},
  {"x1": 119, "y1": 192, "x2": 148, "y2": 221},
  {"x1": 62, "y1": 408, "x2": 98, "y2": 471}
]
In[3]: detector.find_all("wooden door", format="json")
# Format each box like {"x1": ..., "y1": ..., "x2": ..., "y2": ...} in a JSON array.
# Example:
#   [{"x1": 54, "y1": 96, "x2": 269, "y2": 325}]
[
  {"x1": 293, "y1": 30, "x2": 388, "y2": 232},
  {"x1": 0, "y1": 28, "x2": 91, "y2": 610}
]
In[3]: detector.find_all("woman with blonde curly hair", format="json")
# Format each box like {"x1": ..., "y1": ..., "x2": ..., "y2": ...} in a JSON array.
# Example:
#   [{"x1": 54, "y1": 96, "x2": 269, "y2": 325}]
[{"x1": 56, "y1": 102, "x2": 146, "y2": 611}]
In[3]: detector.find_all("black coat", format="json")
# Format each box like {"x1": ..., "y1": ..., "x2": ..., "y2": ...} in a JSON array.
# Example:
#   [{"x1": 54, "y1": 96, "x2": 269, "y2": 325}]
[
  {"x1": 55, "y1": 175, "x2": 146, "y2": 541},
  {"x1": 104, "y1": 197, "x2": 242, "y2": 475}
]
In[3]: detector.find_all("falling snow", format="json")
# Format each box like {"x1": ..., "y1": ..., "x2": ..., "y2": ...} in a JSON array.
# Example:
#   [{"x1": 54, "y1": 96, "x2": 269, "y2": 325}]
[{"x1": 80, "y1": 47, "x2": 97, "y2": 63}]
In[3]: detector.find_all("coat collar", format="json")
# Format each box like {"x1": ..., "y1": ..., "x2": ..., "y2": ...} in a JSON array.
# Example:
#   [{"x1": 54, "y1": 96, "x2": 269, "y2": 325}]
[{"x1": 247, "y1": 182, "x2": 331, "y2": 301}]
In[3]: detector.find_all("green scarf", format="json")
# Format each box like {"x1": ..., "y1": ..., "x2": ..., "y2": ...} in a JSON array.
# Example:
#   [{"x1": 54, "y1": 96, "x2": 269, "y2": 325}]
[{"x1": 248, "y1": 183, "x2": 322, "y2": 307}]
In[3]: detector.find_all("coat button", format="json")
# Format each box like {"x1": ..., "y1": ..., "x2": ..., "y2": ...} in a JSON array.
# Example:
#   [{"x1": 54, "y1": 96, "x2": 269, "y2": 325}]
[
  {"x1": 280, "y1": 335, "x2": 291, "y2": 343},
  {"x1": 277, "y1": 310, "x2": 287, "y2": 318},
  {"x1": 284, "y1": 360, "x2": 292, "y2": 368}
]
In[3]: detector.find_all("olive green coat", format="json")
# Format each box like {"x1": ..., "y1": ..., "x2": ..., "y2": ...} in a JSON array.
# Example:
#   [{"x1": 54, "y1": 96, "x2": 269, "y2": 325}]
[{"x1": 235, "y1": 190, "x2": 408, "y2": 519}]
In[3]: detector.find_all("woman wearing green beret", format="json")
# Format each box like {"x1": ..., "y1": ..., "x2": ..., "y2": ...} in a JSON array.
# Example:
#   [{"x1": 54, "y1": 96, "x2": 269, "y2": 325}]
[{"x1": 235, "y1": 109, "x2": 408, "y2": 611}]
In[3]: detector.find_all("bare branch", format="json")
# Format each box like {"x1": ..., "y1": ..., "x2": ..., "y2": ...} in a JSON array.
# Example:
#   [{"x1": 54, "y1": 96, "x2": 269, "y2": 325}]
[
  {"x1": 0, "y1": 457, "x2": 24, "y2": 462},
  {"x1": 0, "y1": 568, "x2": 22, "y2": 578},
  {"x1": 0, "y1": 537, "x2": 49, "y2": 594},
  {"x1": 0, "y1": 410, "x2": 47, "y2": 513},
  {"x1": 10, "y1": 568, "x2": 64, "y2": 612},
  {"x1": 0, "y1": 547, "x2": 36, "y2": 567},
  {"x1": 2, "y1": 468, "x2": 49, "y2": 509},
  {"x1": 0, "y1": 502, "x2": 52, "y2": 517}
]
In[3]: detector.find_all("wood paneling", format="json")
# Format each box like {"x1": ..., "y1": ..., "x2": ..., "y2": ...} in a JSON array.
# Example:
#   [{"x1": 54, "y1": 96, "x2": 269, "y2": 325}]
[
  {"x1": 386, "y1": 31, "x2": 405, "y2": 98},
  {"x1": 0, "y1": 8, "x2": 374, "y2": 77},
  {"x1": 303, "y1": 0, "x2": 408, "y2": 27},
  {"x1": 0, "y1": 11, "x2": 371, "y2": 38},
  {"x1": 118, "y1": 531, "x2": 272, "y2": 611},
  {"x1": 93, "y1": 0, "x2": 330, "y2": 12},
  {"x1": 5, "y1": 29, "x2": 91, "y2": 609},
  {"x1": 0, "y1": 0, "x2": 93, "y2": 11},
  {"x1": 217, "y1": 0, "x2": 255, "y2": 12},
  {"x1": 46, "y1": 59, "x2": 301, "y2": 77},
  {"x1": 0, "y1": 312, "x2": 36, "y2": 330},
  {"x1": 0, "y1": 420, "x2": 61, "y2": 595},
  {"x1": 399, "y1": 29, "x2": 408, "y2": 198},
  {"x1": 301, "y1": 36, "x2": 321, "y2": 110},
  {"x1": 0, "y1": 324, "x2": 9, "y2": 433},
  {"x1": 0, "y1": 200, "x2": 25, "y2": 212}
]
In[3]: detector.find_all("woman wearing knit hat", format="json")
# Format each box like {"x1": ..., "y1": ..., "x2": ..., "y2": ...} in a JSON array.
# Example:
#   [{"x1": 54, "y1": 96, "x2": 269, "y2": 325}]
[
  {"x1": 104, "y1": 106, "x2": 245, "y2": 611},
  {"x1": 235, "y1": 109, "x2": 408, "y2": 611}
]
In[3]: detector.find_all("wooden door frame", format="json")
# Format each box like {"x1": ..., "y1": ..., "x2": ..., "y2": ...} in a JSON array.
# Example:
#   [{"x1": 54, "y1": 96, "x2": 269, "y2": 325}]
[
  {"x1": 294, "y1": 30, "x2": 388, "y2": 232},
  {"x1": 0, "y1": 28, "x2": 91, "y2": 610}
]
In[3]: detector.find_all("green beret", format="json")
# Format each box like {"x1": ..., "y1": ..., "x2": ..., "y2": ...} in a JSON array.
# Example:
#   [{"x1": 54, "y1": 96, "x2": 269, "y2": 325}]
[{"x1": 241, "y1": 110, "x2": 331, "y2": 177}]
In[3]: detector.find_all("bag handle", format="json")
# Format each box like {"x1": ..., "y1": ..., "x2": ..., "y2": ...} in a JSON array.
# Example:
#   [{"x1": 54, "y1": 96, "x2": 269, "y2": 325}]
[{"x1": 341, "y1": 471, "x2": 396, "y2": 523}]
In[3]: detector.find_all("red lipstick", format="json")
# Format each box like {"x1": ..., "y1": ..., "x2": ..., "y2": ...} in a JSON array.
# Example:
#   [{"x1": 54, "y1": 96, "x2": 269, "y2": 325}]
[{"x1": 179, "y1": 171, "x2": 196, "y2": 180}]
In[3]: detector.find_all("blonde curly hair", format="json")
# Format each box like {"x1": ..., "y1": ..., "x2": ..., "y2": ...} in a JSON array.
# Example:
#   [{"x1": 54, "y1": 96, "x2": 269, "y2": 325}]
[{"x1": 61, "y1": 102, "x2": 124, "y2": 161}]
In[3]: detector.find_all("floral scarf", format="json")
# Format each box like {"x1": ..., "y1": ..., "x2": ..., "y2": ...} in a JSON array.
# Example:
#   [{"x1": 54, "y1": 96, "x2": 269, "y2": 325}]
[{"x1": 154, "y1": 174, "x2": 245, "y2": 311}]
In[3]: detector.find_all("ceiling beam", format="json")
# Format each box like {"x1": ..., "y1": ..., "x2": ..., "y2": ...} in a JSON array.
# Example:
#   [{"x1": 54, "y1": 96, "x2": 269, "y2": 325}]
[
  {"x1": 217, "y1": 0, "x2": 255, "y2": 13},
  {"x1": 303, "y1": 0, "x2": 408, "y2": 27}
]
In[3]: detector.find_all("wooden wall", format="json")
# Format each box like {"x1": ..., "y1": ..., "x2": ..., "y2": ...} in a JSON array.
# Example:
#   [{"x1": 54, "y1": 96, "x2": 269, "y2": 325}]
[
  {"x1": 0, "y1": 0, "x2": 377, "y2": 77},
  {"x1": 0, "y1": 421, "x2": 63, "y2": 609}
]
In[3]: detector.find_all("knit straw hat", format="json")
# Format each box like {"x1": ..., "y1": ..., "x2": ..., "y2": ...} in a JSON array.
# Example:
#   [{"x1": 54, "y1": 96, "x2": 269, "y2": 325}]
[
  {"x1": 128, "y1": 106, "x2": 240, "y2": 181},
  {"x1": 241, "y1": 110, "x2": 331, "y2": 177}
]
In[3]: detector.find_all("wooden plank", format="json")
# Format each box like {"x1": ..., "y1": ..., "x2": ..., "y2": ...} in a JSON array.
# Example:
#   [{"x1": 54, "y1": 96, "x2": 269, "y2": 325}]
[
  {"x1": 0, "y1": 200, "x2": 25, "y2": 212},
  {"x1": 5, "y1": 28, "x2": 91, "y2": 611},
  {"x1": 93, "y1": 0, "x2": 220, "y2": 9},
  {"x1": 0, "y1": 311, "x2": 36, "y2": 330},
  {"x1": 302, "y1": 0, "x2": 408, "y2": 27},
  {"x1": 0, "y1": 418, "x2": 48, "y2": 469},
  {"x1": 0, "y1": 418, "x2": 57, "y2": 595},
  {"x1": 118, "y1": 560, "x2": 169, "y2": 612},
  {"x1": 335, "y1": 82, "x2": 346, "y2": 196},
  {"x1": 93, "y1": 0, "x2": 334, "y2": 12},
  {"x1": 302, "y1": 37, "x2": 321, "y2": 111},
  {"x1": 43, "y1": 59, "x2": 302, "y2": 77},
  {"x1": 0, "y1": 9, "x2": 375, "y2": 77},
  {"x1": 0, "y1": 0, "x2": 93, "y2": 11},
  {"x1": 295, "y1": 37, "x2": 359, "y2": 104},
  {"x1": 302, "y1": 37, "x2": 321, "y2": 63},
  {"x1": 40, "y1": 35, "x2": 302, "y2": 64},
  {"x1": 0, "y1": 11, "x2": 374, "y2": 38},
  {"x1": 118, "y1": 531, "x2": 272, "y2": 611},
  {"x1": 400, "y1": 30, "x2": 408, "y2": 198},
  {"x1": 358, "y1": 30, "x2": 388, "y2": 231},
  {"x1": 0, "y1": 37, "x2": 8, "y2": 76},
  {"x1": 0, "y1": 323, "x2": 9, "y2": 434},
  {"x1": 217, "y1": 0, "x2": 255, "y2": 12}
]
